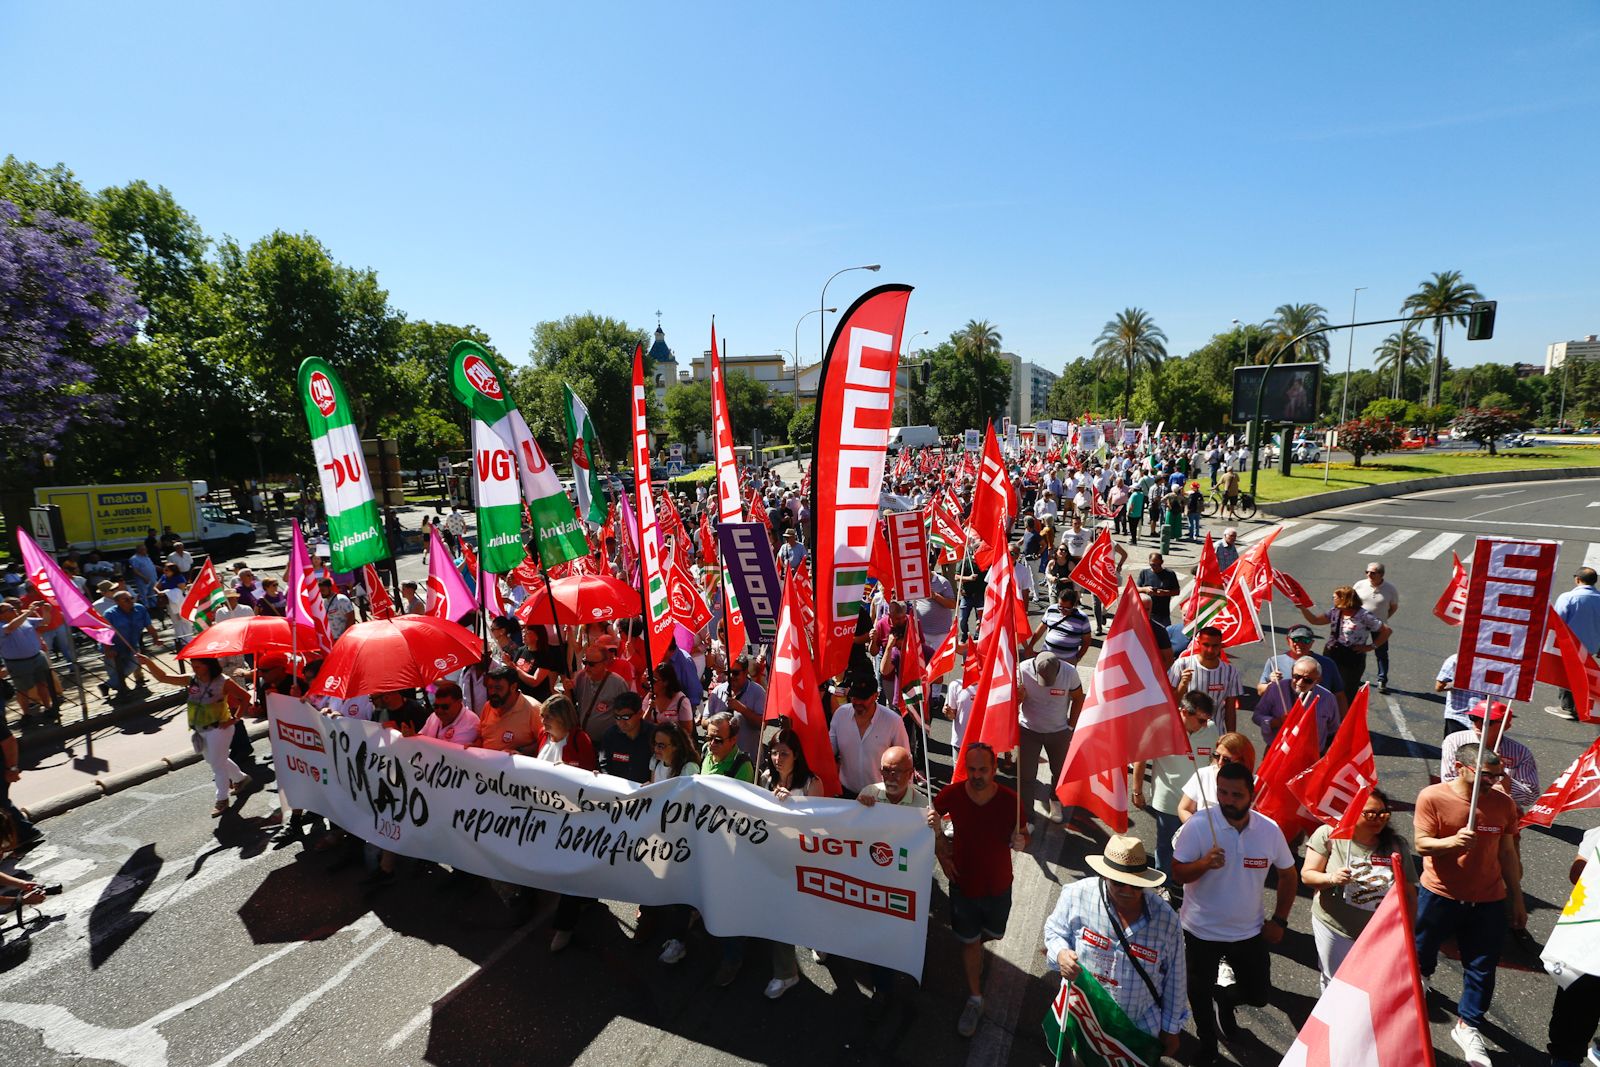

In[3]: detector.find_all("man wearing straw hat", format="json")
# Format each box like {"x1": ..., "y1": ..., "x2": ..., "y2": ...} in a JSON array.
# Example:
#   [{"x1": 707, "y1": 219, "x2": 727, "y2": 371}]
[{"x1": 1043, "y1": 834, "x2": 1188, "y2": 1059}]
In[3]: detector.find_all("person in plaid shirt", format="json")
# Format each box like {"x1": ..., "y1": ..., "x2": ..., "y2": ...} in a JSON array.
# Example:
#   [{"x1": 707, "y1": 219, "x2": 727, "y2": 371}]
[{"x1": 1043, "y1": 834, "x2": 1188, "y2": 1059}]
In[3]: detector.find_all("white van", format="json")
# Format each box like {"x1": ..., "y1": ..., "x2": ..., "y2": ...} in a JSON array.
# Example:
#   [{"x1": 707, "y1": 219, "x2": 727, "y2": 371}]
[{"x1": 888, "y1": 425, "x2": 941, "y2": 451}]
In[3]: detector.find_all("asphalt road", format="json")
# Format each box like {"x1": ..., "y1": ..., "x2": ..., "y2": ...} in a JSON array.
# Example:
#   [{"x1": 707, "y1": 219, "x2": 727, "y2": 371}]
[{"x1": 2, "y1": 479, "x2": 1597, "y2": 1067}]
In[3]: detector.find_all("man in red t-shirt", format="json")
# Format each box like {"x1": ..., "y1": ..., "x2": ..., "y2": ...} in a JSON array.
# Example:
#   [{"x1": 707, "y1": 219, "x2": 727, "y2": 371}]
[
  {"x1": 1413, "y1": 743, "x2": 1524, "y2": 1066},
  {"x1": 929, "y1": 742, "x2": 1030, "y2": 1039}
]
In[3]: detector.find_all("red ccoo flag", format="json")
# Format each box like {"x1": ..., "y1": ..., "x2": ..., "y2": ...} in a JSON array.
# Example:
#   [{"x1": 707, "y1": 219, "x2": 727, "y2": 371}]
[
  {"x1": 1538, "y1": 605, "x2": 1600, "y2": 724},
  {"x1": 1519, "y1": 734, "x2": 1600, "y2": 829},
  {"x1": 1055, "y1": 766, "x2": 1129, "y2": 834},
  {"x1": 766, "y1": 571, "x2": 841, "y2": 798},
  {"x1": 1252, "y1": 697, "x2": 1320, "y2": 842},
  {"x1": 1234, "y1": 526, "x2": 1280, "y2": 609},
  {"x1": 1067, "y1": 527, "x2": 1122, "y2": 606},
  {"x1": 1289, "y1": 685, "x2": 1378, "y2": 832},
  {"x1": 1433, "y1": 551, "x2": 1469, "y2": 626},
  {"x1": 969, "y1": 423, "x2": 1017, "y2": 568},
  {"x1": 362, "y1": 564, "x2": 396, "y2": 620},
  {"x1": 1272, "y1": 569, "x2": 1315, "y2": 609},
  {"x1": 1282, "y1": 858, "x2": 1436, "y2": 1067},
  {"x1": 1056, "y1": 578, "x2": 1188, "y2": 784},
  {"x1": 952, "y1": 535, "x2": 1022, "y2": 782}
]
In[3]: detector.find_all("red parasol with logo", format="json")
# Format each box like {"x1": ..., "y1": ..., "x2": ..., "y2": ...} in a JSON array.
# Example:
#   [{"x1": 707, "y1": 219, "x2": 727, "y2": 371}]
[
  {"x1": 306, "y1": 616, "x2": 483, "y2": 699},
  {"x1": 177, "y1": 615, "x2": 324, "y2": 659},
  {"x1": 514, "y1": 573, "x2": 642, "y2": 626}
]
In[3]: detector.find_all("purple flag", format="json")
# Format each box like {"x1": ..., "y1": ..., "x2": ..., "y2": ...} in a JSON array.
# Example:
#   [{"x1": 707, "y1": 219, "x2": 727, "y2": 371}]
[
  {"x1": 717, "y1": 522, "x2": 781, "y2": 646},
  {"x1": 16, "y1": 528, "x2": 115, "y2": 645}
]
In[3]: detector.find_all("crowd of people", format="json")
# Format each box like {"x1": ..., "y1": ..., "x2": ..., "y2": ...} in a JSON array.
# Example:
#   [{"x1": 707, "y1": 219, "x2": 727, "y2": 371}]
[{"x1": 5, "y1": 432, "x2": 1599, "y2": 1066}]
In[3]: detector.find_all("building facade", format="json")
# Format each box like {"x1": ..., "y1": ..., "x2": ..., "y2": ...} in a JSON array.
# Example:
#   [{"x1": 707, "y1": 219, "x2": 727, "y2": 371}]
[
  {"x1": 1005, "y1": 353, "x2": 1059, "y2": 427},
  {"x1": 1546, "y1": 335, "x2": 1600, "y2": 373}
]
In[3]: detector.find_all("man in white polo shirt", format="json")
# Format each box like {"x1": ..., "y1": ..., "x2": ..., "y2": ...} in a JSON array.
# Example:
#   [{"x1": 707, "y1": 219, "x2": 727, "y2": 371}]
[{"x1": 1170, "y1": 761, "x2": 1298, "y2": 1067}]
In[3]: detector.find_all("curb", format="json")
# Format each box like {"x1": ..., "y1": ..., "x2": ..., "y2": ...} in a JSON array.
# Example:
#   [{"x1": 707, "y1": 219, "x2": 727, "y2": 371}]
[
  {"x1": 15, "y1": 691, "x2": 187, "y2": 758},
  {"x1": 20, "y1": 720, "x2": 270, "y2": 823},
  {"x1": 1255, "y1": 465, "x2": 1598, "y2": 519}
]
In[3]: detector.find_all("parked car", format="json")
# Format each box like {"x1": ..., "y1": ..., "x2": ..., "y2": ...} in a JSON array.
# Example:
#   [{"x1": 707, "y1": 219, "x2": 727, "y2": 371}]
[{"x1": 1262, "y1": 435, "x2": 1321, "y2": 464}]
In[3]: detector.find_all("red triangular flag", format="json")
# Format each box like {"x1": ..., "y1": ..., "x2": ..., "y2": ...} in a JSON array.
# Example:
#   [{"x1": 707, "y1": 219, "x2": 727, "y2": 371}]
[
  {"x1": 1273, "y1": 569, "x2": 1315, "y2": 609},
  {"x1": 1055, "y1": 765, "x2": 1129, "y2": 833},
  {"x1": 1520, "y1": 734, "x2": 1600, "y2": 828},
  {"x1": 1056, "y1": 578, "x2": 1188, "y2": 784},
  {"x1": 1213, "y1": 569, "x2": 1264, "y2": 648},
  {"x1": 1432, "y1": 552, "x2": 1468, "y2": 626},
  {"x1": 952, "y1": 538, "x2": 1022, "y2": 782},
  {"x1": 766, "y1": 572, "x2": 841, "y2": 798},
  {"x1": 1538, "y1": 606, "x2": 1600, "y2": 724},
  {"x1": 362, "y1": 564, "x2": 396, "y2": 620},
  {"x1": 1283, "y1": 860, "x2": 1436, "y2": 1067},
  {"x1": 1235, "y1": 526, "x2": 1281, "y2": 609},
  {"x1": 1067, "y1": 527, "x2": 1121, "y2": 606},
  {"x1": 1289, "y1": 685, "x2": 1378, "y2": 832},
  {"x1": 868, "y1": 517, "x2": 897, "y2": 601},
  {"x1": 1331, "y1": 780, "x2": 1375, "y2": 841},
  {"x1": 1252, "y1": 697, "x2": 1320, "y2": 842}
]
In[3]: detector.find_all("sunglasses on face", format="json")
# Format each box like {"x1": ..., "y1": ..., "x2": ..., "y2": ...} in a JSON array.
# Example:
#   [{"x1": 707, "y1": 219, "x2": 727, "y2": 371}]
[
  {"x1": 1291, "y1": 673, "x2": 1317, "y2": 682},
  {"x1": 615, "y1": 711, "x2": 636, "y2": 721},
  {"x1": 583, "y1": 659, "x2": 603, "y2": 667},
  {"x1": 709, "y1": 735, "x2": 732, "y2": 745},
  {"x1": 879, "y1": 765, "x2": 909, "y2": 777},
  {"x1": 1360, "y1": 809, "x2": 1392, "y2": 819}
]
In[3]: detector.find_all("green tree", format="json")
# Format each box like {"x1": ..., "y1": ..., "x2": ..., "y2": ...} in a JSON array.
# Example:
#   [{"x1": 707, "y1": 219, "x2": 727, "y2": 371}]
[
  {"x1": 1373, "y1": 325, "x2": 1433, "y2": 401},
  {"x1": 1362, "y1": 398, "x2": 1411, "y2": 423},
  {"x1": 521, "y1": 312, "x2": 647, "y2": 464},
  {"x1": 1128, "y1": 355, "x2": 1228, "y2": 430},
  {"x1": 1334, "y1": 418, "x2": 1403, "y2": 467},
  {"x1": 0, "y1": 156, "x2": 93, "y2": 221},
  {"x1": 1093, "y1": 308, "x2": 1167, "y2": 420},
  {"x1": 1452, "y1": 407, "x2": 1527, "y2": 455},
  {"x1": 662, "y1": 380, "x2": 712, "y2": 449},
  {"x1": 789, "y1": 402, "x2": 816, "y2": 450},
  {"x1": 955, "y1": 319, "x2": 1006, "y2": 424},
  {"x1": 1401, "y1": 270, "x2": 1483, "y2": 409},
  {"x1": 1264, "y1": 303, "x2": 1331, "y2": 364},
  {"x1": 1044, "y1": 358, "x2": 1109, "y2": 420},
  {"x1": 924, "y1": 338, "x2": 1012, "y2": 433}
]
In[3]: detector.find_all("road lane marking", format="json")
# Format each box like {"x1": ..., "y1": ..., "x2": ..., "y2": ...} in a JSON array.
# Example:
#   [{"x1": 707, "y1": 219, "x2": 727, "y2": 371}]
[
  {"x1": 1383, "y1": 695, "x2": 1432, "y2": 770},
  {"x1": 1586, "y1": 543, "x2": 1600, "y2": 572},
  {"x1": 383, "y1": 917, "x2": 540, "y2": 1052},
  {"x1": 1315, "y1": 526, "x2": 1379, "y2": 552},
  {"x1": 1409, "y1": 532, "x2": 1464, "y2": 560},
  {"x1": 1356, "y1": 529, "x2": 1420, "y2": 556},
  {"x1": 1471, "y1": 489, "x2": 1526, "y2": 499},
  {"x1": 1242, "y1": 521, "x2": 1295, "y2": 543},
  {"x1": 1329, "y1": 512, "x2": 1600, "y2": 534},
  {"x1": 1272, "y1": 523, "x2": 1339, "y2": 548}
]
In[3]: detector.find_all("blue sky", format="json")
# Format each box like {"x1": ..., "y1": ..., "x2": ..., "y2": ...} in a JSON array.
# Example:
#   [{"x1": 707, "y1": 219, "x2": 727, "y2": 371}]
[{"x1": 5, "y1": 2, "x2": 1597, "y2": 377}]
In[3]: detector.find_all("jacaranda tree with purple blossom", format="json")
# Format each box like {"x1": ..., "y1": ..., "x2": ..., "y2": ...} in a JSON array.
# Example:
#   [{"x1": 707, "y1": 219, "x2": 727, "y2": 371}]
[{"x1": 0, "y1": 199, "x2": 146, "y2": 483}]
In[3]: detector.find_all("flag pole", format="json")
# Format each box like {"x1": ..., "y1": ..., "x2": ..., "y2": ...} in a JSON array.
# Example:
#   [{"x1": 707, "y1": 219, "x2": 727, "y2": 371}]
[
  {"x1": 1184, "y1": 729, "x2": 1220, "y2": 851},
  {"x1": 1465, "y1": 714, "x2": 1491, "y2": 833}
]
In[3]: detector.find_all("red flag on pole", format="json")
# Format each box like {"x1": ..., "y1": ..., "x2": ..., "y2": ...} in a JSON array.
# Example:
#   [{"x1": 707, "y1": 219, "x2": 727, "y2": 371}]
[
  {"x1": 631, "y1": 343, "x2": 677, "y2": 666},
  {"x1": 1282, "y1": 861, "x2": 1436, "y2": 1067},
  {"x1": 1234, "y1": 526, "x2": 1280, "y2": 609},
  {"x1": 868, "y1": 517, "x2": 898, "y2": 601},
  {"x1": 1432, "y1": 551, "x2": 1469, "y2": 626},
  {"x1": 1519, "y1": 735, "x2": 1600, "y2": 828},
  {"x1": 924, "y1": 621, "x2": 958, "y2": 688},
  {"x1": 1272, "y1": 570, "x2": 1315, "y2": 609},
  {"x1": 969, "y1": 423, "x2": 1017, "y2": 568},
  {"x1": 1252, "y1": 697, "x2": 1320, "y2": 841},
  {"x1": 709, "y1": 321, "x2": 751, "y2": 662},
  {"x1": 1289, "y1": 685, "x2": 1378, "y2": 831},
  {"x1": 663, "y1": 553, "x2": 714, "y2": 633},
  {"x1": 1330, "y1": 780, "x2": 1375, "y2": 841},
  {"x1": 362, "y1": 564, "x2": 396, "y2": 620},
  {"x1": 1212, "y1": 570, "x2": 1264, "y2": 648},
  {"x1": 952, "y1": 538, "x2": 1022, "y2": 782},
  {"x1": 1453, "y1": 537, "x2": 1559, "y2": 702},
  {"x1": 1182, "y1": 533, "x2": 1227, "y2": 635},
  {"x1": 1056, "y1": 579, "x2": 1188, "y2": 784},
  {"x1": 1067, "y1": 527, "x2": 1121, "y2": 606},
  {"x1": 766, "y1": 572, "x2": 841, "y2": 798},
  {"x1": 1055, "y1": 766, "x2": 1129, "y2": 833},
  {"x1": 1537, "y1": 607, "x2": 1600, "y2": 724}
]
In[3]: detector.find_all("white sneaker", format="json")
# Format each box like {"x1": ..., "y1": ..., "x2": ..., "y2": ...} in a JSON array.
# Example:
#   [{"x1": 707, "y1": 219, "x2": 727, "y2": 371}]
[
  {"x1": 764, "y1": 975, "x2": 800, "y2": 1000},
  {"x1": 1048, "y1": 800, "x2": 1065, "y2": 824},
  {"x1": 1217, "y1": 959, "x2": 1236, "y2": 987},
  {"x1": 659, "y1": 938, "x2": 686, "y2": 965},
  {"x1": 1450, "y1": 1021, "x2": 1491, "y2": 1066},
  {"x1": 812, "y1": 949, "x2": 829, "y2": 964},
  {"x1": 1586, "y1": 1037, "x2": 1600, "y2": 1067}
]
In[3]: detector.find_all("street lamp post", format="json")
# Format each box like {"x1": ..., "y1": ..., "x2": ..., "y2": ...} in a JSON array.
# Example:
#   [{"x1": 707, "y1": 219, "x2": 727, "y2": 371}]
[
  {"x1": 820, "y1": 264, "x2": 880, "y2": 373},
  {"x1": 794, "y1": 307, "x2": 836, "y2": 394},
  {"x1": 248, "y1": 429, "x2": 278, "y2": 542},
  {"x1": 1338, "y1": 287, "x2": 1367, "y2": 425},
  {"x1": 900, "y1": 328, "x2": 930, "y2": 423}
]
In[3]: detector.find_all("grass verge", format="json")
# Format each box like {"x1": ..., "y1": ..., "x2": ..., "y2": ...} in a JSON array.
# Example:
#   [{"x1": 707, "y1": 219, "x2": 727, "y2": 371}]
[{"x1": 1250, "y1": 447, "x2": 1600, "y2": 503}]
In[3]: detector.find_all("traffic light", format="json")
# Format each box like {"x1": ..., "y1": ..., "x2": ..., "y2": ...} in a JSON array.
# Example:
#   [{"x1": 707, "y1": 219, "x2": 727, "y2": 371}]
[
  {"x1": 1467, "y1": 300, "x2": 1497, "y2": 341},
  {"x1": 917, "y1": 362, "x2": 931, "y2": 386}
]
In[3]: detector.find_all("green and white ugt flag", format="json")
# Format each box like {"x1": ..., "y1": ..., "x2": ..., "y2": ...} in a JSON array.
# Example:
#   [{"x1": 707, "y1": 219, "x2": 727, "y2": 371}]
[
  {"x1": 449, "y1": 341, "x2": 585, "y2": 569},
  {"x1": 561, "y1": 383, "x2": 607, "y2": 526},
  {"x1": 1042, "y1": 972, "x2": 1163, "y2": 1067},
  {"x1": 297, "y1": 357, "x2": 388, "y2": 572}
]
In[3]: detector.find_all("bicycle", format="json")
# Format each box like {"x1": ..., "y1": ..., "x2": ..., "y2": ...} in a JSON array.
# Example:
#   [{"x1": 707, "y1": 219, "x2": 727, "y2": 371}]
[{"x1": 1202, "y1": 487, "x2": 1256, "y2": 520}]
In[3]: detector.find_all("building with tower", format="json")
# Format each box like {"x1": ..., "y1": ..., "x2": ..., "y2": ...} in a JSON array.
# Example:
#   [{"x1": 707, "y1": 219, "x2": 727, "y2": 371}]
[{"x1": 647, "y1": 314, "x2": 676, "y2": 402}]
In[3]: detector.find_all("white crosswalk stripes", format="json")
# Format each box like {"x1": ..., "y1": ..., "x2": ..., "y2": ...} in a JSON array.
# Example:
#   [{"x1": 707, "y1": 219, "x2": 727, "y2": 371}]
[
  {"x1": 1315, "y1": 526, "x2": 1379, "y2": 552},
  {"x1": 1272, "y1": 523, "x2": 1339, "y2": 548},
  {"x1": 1357, "y1": 528, "x2": 1421, "y2": 556},
  {"x1": 1408, "y1": 532, "x2": 1464, "y2": 560},
  {"x1": 1586, "y1": 542, "x2": 1600, "y2": 573}
]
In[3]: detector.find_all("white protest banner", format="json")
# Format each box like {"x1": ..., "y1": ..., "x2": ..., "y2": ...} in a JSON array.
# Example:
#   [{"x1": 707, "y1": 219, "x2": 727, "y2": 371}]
[
  {"x1": 269, "y1": 696, "x2": 932, "y2": 976},
  {"x1": 963, "y1": 428, "x2": 982, "y2": 452}
]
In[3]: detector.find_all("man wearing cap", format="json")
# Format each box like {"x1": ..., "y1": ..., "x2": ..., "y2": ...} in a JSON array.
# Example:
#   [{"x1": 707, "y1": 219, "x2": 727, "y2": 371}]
[
  {"x1": 1043, "y1": 835, "x2": 1188, "y2": 1058},
  {"x1": 1258, "y1": 625, "x2": 1346, "y2": 716},
  {"x1": 1440, "y1": 700, "x2": 1540, "y2": 811},
  {"x1": 829, "y1": 676, "x2": 910, "y2": 798},
  {"x1": 1550, "y1": 566, "x2": 1600, "y2": 720},
  {"x1": 1017, "y1": 650, "x2": 1084, "y2": 824},
  {"x1": 1170, "y1": 761, "x2": 1298, "y2": 1066}
]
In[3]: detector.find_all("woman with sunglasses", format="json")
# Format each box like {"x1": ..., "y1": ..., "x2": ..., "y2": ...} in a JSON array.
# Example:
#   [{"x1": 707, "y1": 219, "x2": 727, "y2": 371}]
[
  {"x1": 1297, "y1": 585, "x2": 1390, "y2": 704},
  {"x1": 758, "y1": 729, "x2": 825, "y2": 999},
  {"x1": 1300, "y1": 786, "x2": 1413, "y2": 988}
]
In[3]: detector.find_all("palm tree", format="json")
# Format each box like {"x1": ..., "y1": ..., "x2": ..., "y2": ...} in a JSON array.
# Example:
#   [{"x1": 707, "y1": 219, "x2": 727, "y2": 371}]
[
  {"x1": 1264, "y1": 303, "x2": 1331, "y2": 364},
  {"x1": 1092, "y1": 308, "x2": 1167, "y2": 419},
  {"x1": 956, "y1": 319, "x2": 1003, "y2": 423},
  {"x1": 1401, "y1": 270, "x2": 1482, "y2": 408},
  {"x1": 1373, "y1": 325, "x2": 1433, "y2": 400}
]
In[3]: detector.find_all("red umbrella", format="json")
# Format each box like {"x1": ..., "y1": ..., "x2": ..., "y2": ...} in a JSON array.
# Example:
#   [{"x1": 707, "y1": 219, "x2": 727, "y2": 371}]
[
  {"x1": 514, "y1": 573, "x2": 642, "y2": 626},
  {"x1": 307, "y1": 616, "x2": 483, "y2": 699},
  {"x1": 177, "y1": 615, "x2": 323, "y2": 659}
]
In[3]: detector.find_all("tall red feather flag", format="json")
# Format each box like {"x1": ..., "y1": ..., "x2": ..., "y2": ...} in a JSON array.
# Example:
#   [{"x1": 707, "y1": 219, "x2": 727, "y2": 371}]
[
  {"x1": 709, "y1": 320, "x2": 751, "y2": 662},
  {"x1": 631, "y1": 343, "x2": 676, "y2": 665},
  {"x1": 1055, "y1": 578, "x2": 1188, "y2": 784},
  {"x1": 766, "y1": 571, "x2": 841, "y2": 797},
  {"x1": 1432, "y1": 552, "x2": 1469, "y2": 626},
  {"x1": 810, "y1": 285, "x2": 912, "y2": 679}
]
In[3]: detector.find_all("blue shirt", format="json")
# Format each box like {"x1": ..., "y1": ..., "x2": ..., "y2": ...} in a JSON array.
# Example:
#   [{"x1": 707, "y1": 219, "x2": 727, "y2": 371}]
[
  {"x1": 128, "y1": 553, "x2": 158, "y2": 584},
  {"x1": 0, "y1": 617, "x2": 42, "y2": 660},
  {"x1": 104, "y1": 603, "x2": 152, "y2": 650},
  {"x1": 1555, "y1": 584, "x2": 1600, "y2": 656}
]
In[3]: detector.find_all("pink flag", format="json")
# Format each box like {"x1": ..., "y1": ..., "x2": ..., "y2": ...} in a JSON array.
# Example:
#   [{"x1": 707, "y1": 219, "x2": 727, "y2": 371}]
[
  {"x1": 426, "y1": 523, "x2": 476, "y2": 623},
  {"x1": 16, "y1": 528, "x2": 114, "y2": 645},
  {"x1": 285, "y1": 519, "x2": 330, "y2": 651}
]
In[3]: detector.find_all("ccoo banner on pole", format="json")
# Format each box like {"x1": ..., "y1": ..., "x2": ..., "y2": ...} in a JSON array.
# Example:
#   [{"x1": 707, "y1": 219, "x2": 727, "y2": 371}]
[{"x1": 1451, "y1": 536, "x2": 1560, "y2": 702}]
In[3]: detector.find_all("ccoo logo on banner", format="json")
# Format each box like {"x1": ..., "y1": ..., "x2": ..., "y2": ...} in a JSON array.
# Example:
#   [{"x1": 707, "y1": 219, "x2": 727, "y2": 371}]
[{"x1": 1451, "y1": 537, "x2": 1560, "y2": 701}]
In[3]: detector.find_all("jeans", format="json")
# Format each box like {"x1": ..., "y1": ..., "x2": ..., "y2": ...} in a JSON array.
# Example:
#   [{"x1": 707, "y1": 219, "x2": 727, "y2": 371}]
[
  {"x1": 1548, "y1": 972, "x2": 1600, "y2": 1064},
  {"x1": 1373, "y1": 641, "x2": 1390, "y2": 684},
  {"x1": 106, "y1": 647, "x2": 138, "y2": 694},
  {"x1": 1414, "y1": 885, "x2": 1505, "y2": 1028},
  {"x1": 1187, "y1": 514, "x2": 1201, "y2": 540},
  {"x1": 1127, "y1": 518, "x2": 1140, "y2": 545},
  {"x1": 1184, "y1": 930, "x2": 1270, "y2": 1055},
  {"x1": 958, "y1": 597, "x2": 979, "y2": 643}
]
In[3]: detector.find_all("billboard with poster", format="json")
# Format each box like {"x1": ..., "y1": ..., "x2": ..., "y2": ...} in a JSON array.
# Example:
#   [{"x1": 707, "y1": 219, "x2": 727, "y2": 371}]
[{"x1": 1231, "y1": 362, "x2": 1323, "y2": 425}]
